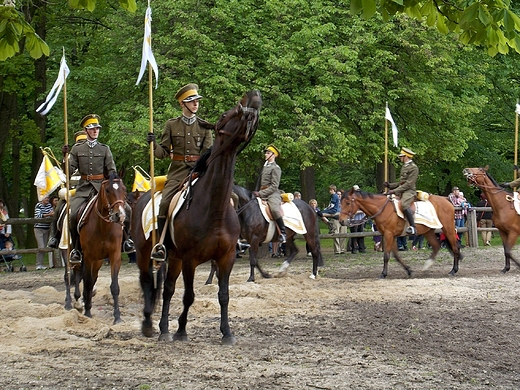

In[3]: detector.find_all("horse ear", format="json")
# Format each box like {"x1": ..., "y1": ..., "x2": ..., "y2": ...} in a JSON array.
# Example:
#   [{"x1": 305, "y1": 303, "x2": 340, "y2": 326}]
[{"x1": 484, "y1": 165, "x2": 489, "y2": 172}]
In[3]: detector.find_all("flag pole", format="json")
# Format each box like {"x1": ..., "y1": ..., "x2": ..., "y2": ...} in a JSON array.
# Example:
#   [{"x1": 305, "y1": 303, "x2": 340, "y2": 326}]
[
  {"x1": 384, "y1": 102, "x2": 389, "y2": 184},
  {"x1": 148, "y1": 64, "x2": 156, "y2": 249},
  {"x1": 515, "y1": 99, "x2": 519, "y2": 183},
  {"x1": 61, "y1": 48, "x2": 71, "y2": 270}
]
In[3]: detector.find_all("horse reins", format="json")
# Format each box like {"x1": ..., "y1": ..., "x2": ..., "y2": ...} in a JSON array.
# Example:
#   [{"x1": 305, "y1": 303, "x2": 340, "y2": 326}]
[{"x1": 95, "y1": 179, "x2": 125, "y2": 224}]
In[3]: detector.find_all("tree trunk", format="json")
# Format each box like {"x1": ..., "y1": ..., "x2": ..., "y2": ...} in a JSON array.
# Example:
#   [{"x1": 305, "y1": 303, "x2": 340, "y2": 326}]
[{"x1": 300, "y1": 166, "x2": 316, "y2": 202}]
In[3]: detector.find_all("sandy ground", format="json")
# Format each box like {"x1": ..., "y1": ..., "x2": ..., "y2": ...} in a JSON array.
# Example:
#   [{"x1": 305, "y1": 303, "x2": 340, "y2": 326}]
[{"x1": 1, "y1": 244, "x2": 520, "y2": 389}]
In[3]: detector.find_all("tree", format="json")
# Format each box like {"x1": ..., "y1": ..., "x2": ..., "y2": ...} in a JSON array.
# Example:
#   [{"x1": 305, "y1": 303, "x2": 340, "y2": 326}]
[{"x1": 351, "y1": 0, "x2": 520, "y2": 56}]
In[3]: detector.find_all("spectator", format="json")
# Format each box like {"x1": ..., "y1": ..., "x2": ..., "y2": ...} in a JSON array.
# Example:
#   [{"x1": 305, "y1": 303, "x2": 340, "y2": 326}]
[
  {"x1": 476, "y1": 193, "x2": 493, "y2": 246},
  {"x1": 321, "y1": 185, "x2": 342, "y2": 254},
  {"x1": 0, "y1": 199, "x2": 11, "y2": 240},
  {"x1": 34, "y1": 196, "x2": 54, "y2": 270},
  {"x1": 372, "y1": 222, "x2": 382, "y2": 252},
  {"x1": 293, "y1": 191, "x2": 302, "y2": 200},
  {"x1": 397, "y1": 236, "x2": 408, "y2": 251},
  {"x1": 448, "y1": 186, "x2": 467, "y2": 247},
  {"x1": 348, "y1": 186, "x2": 366, "y2": 254},
  {"x1": 412, "y1": 235, "x2": 425, "y2": 250}
]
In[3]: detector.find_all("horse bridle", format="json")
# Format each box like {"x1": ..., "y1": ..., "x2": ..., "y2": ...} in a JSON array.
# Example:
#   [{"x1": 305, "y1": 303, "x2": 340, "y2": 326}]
[
  {"x1": 95, "y1": 179, "x2": 125, "y2": 224},
  {"x1": 341, "y1": 194, "x2": 390, "y2": 226},
  {"x1": 465, "y1": 168, "x2": 507, "y2": 195}
]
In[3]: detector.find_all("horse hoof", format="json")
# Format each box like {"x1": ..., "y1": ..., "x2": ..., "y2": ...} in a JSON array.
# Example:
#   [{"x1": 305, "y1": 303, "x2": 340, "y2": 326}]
[
  {"x1": 309, "y1": 273, "x2": 316, "y2": 280},
  {"x1": 422, "y1": 259, "x2": 434, "y2": 271},
  {"x1": 246, "y1": 277, "x2": 255, "y2": 283},
  {"x1": 173, "y1": 333, "x2": 189, "y2": 342},
  {"x1": 113, "y1": 318, "x2": 123, "y2": 325},
  {"x1": 222, "y1": 335, "x2": 237, "y2": 346},
  {"x1": 74, "y1": 300, "x2": 84, "y2": 312},
  {"x1": 142, "y1": 325, "x2": 154, "y2": 338},
  {"x1": 378, "y1": 274, "x2": 387, "y2": 279},
  {"x1": 279, "y1": 261, "x2": 290, "y2": 273},
  {"x1": 158, "y1": 333, "x2": 173, "y2": 342}
]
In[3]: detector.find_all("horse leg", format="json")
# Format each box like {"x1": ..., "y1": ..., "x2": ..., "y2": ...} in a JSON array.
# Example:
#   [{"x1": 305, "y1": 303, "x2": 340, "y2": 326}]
[
  {"x1": 64, "y1": 262, "x2": 73, "y2": 310},
  {"x1": 422, "y1": 230, "x2": 441, "y2": 272},
  {"x1": 382, "y1": 234, "x2": 411, "y2": 278},
  {"x1": 248, "y1": 242, "x2": 271, "y2": 282},
  {"x1": 499, "y1": 230, "x2": 519, "y2": 273},
  {"x1": 215, "y1": 254, "x2": 237, "y2": 345},
  {"x1": 109, "y1": 253, "x2": 122, "y2": 324},
  {"x1": 73, "y1": 264, "x2": 83, "y2": 312},
  {"x1": 140, "y1": 255, "x2": 164, "y2": 337},
  {"x1": 158, "y1": 258, "x2": 181, "y2": 342},
  {"x1": 278, "y1": 236, "x2": 297, "y2": 277},
  {"x1": 82, "y1": 259, "x2": 101, "y2": 318},
  {"x1": 442, "y1": 229, "x2": 461, "y2": 276},
  {"x1": 205, "y1": 260, "x2": 217, "y2": 285},
  {"x1": 174, "y1": 262, "x2": 196, "y2": 342}
]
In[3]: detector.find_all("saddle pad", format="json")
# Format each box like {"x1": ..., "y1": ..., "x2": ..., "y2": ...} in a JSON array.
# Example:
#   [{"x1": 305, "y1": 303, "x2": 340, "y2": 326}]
[
  {"x1": 514, "y1": 192, "x2": 520, "y2": 215},
  {"x1": 59, "y1": 217, "x2": 70, "y2": 249},
  {"x1": 257, "y1": 198, "x2": 307, "y2": 241},
  {"x1": 392, "y1": 198, "x2": 443, "y2": 229},
  {"x1": 142, "y1": 192, "x2": 163, "y2": 240}
]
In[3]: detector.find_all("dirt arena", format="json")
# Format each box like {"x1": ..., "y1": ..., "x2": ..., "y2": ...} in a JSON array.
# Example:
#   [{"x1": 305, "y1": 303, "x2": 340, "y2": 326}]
[{"x1": 1, "y1": 244, "x2": 520, "y2": 389}]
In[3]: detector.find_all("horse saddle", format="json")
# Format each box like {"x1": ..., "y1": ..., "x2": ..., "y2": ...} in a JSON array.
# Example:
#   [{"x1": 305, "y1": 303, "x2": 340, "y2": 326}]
[
  {"x1": 390, "y1": 196, "x2": 443, "y2": 229},
  {"x1": 512, "y1": 192, "x2": 520, "y2": 215},
  {"x1": 257, "y1": 198, "x2": 307, "y2": 243},
  {"x1": 77, "y1": 196, "x2": 98, "y2": 232}
]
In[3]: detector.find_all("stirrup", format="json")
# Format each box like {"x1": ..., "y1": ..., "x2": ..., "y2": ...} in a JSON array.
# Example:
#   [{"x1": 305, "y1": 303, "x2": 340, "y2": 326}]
[
  {"x1": 237, "y1": 241, "x2": 250, "y2": 254},
  {"x1": 69, "y1": 249, "x2": 82, "y2": 264},
  {"x1": 123, "y1": 239, "x2": 136, "y2": 254},
  {"x1": 48, "y1": 237, "x2": 59, "y2": 249},
  {"x1": 406, "y1": 226, "x2": 416, "y2": 235},
  {"x1": 279, "y1": 233, "x2": 287, "y2": 243},
  {"x1": 151, "y1": 243, "x2": 167, "y2": 262}
]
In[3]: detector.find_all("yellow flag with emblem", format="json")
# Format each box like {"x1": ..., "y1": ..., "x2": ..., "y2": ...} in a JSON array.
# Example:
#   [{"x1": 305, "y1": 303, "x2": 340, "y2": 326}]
[
  {"x1": 34, "y1": 154, "x2": 65, "y2": 201},
  {"x1": 132, "y1": 167, "x2": 151, "y2": 192}
]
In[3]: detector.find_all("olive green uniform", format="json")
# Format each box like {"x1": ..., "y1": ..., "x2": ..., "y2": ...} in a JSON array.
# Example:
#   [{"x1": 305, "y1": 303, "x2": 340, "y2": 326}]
[
  {"x1": 154, "y1": 116, "x2": 214, "y2": 217},
  {"x1": 388, "y1": 160, "x2": 419, "y2": 209},
  {"x1": 258, "y1": 161, "x2": 283, "y2": 219}
]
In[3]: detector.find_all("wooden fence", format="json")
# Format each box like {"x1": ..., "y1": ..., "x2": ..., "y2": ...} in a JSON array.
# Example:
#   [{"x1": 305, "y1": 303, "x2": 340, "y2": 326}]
[{"x1": 0, "y1": 207, "x2": 497, "y2": 259}]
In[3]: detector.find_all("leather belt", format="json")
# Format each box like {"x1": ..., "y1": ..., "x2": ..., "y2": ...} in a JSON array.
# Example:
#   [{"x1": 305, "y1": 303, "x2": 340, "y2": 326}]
[
  {"x1": 260, "y1": 186, "x2": 269, "y2": 190},
  {"x1": 171, "y1": 155, "x2": 200, "y2": 162},
  {"x1": 81, "y1": 174, "x2": 104, "y2": 180}
]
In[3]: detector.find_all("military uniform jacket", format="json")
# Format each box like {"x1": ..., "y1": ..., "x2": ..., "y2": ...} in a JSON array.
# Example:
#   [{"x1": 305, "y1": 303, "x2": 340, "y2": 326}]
[
  {"x1": 68, "y1": 141, "x2": 116, "y2": 198},
  {"x1": 388, "y1": 160, "x2": 419, "y2": 208},
  {"x1": 258, "y1": 162, "x2": 282, "y2": 199},
  {"x1": 154, "y1": 116, "x2": 214, "y2": 183}
]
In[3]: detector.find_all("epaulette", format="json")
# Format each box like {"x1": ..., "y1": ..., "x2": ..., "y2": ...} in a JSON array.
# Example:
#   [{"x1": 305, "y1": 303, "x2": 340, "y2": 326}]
[{"x1": 197, "y1": 118, "x2": 215, "y2": 129}]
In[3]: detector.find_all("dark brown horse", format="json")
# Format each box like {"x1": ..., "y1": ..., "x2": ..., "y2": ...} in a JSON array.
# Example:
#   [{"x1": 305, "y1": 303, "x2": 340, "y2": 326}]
[
  {"x1": 71, "y1": 171, "x2": 127, "y2": 323},
  {"x1": 339, "y1": 188, "x2": 462, "y2": 278},
  {"x1": 206, "y1": 184, "x2": 323, "y2": 283},
  {"x1": 463, "y1": 167, "x2": 520, "y2": 273},
  {"x1": 128, "y1": 189, "x2": 165, "y2": 337},
  {"x1": 137, "y1": 91, "x2": 261, "y2": 345}
]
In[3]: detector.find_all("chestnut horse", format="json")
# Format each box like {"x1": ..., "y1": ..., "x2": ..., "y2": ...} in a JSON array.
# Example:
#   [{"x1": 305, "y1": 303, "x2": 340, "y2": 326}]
[
  {"x1": 205, "y1": 184, "x2": 323, "y2": 283},
  {"x1": 73, "y1": 171, "x2": 127, "y2": 323},
  {"x1": 339, "y1": 188, "x2": 462, "y2": 278},
  {"x1": 463, "y1": 167, "x2": 520, "y2": 273},
  {"x1": 141, "y1": 91, "x2": 261, "y2": 345}
]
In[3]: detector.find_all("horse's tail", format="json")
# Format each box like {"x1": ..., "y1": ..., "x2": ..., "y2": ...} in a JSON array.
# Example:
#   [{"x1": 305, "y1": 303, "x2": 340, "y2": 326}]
[{"x1": 314, "y1": 213, "x2": 324, "y2": 267}]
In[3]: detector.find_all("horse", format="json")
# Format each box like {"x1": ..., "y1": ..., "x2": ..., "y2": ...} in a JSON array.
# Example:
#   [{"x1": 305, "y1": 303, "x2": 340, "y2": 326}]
[
  {"x1": 205, "y1": 184, "x2": 323, "y2": 284},
  {"x1": 67, "y1": 171, "x2": 127, "y2": 323},
  {"x1": 128, "y1": 189, "x2": 166, "y2": 337},
  {"x1": 138, "y1": 90, "x2": 261, "y2": 345},
  {"x1": 339, "y1": 188, "x2": 462, "y2": 278},
  {"x1": 463, "y1": 167, "x2": 520, "y2": 273}
]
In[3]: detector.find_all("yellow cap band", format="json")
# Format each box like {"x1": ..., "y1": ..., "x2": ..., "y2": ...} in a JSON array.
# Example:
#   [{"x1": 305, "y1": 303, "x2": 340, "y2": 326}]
[
  {"x1": 177, "y1": 89, "x2": 198, "y2": 102},
  {"x1": 266, "y1": 146, "x2": 279, "y2": 157},
  {"x1": 76, "y1": 134, "x2": 87, "y2": 141},
  {"x1": 83, "y1": 118, "x2": 100, "y2": 128},
  {"x1": 400, "y1": 150, "x2": 413, "y2": 158}
]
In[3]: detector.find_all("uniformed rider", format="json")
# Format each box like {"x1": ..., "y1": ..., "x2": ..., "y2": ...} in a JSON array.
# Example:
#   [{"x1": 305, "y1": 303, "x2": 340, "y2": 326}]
[{"x1": 384, "y1": 147, "x2": 419, "y2": 235}]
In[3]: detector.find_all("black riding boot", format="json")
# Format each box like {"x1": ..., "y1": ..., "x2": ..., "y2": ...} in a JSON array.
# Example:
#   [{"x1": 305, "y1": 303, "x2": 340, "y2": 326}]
[
  {"x1": 275, "y1": 217, "x2": 287, "y2": 243},
  {"x1": 151, "y1": 216, "x2": 167, "y2": 261},
  {"x1": 404, "y1": 208, "x2": 416, "y2": 235},
  {"x1": 122, "y1": 205, "x2": 135, "y2": 254},
  {"x1": 69, "y1": 216, "x2": 82, "y2": 264}
]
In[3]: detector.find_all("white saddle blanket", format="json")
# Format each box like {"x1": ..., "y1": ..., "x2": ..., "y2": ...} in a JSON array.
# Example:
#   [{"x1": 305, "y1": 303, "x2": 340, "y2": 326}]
[
  {"x1": 514, "y1": 192, "x2": 520, "y2": 214},
  {"x1": 258, "y1": 199, "x2": 307, "y2": 243},
  {"x1": 393, "y1": 198, "x2": 443, "y2": 229},
  {"x1": 142, "y1": 191, "x2": 163, "y2": 240}
]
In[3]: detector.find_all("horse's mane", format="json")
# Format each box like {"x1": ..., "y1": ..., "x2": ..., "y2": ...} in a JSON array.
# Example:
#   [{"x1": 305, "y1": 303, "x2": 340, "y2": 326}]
[
  {"x1": 343, "y1": 188, "x2": 383, "y2": 200},
  {"x1": 484, "y1": 169, "x2": 499, "y2": 186},
  {"x1": 232, "y1": 185, "x2": 254, "y2": 205}
]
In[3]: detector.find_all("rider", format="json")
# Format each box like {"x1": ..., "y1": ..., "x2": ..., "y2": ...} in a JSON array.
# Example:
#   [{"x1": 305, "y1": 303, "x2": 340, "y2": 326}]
[
  {"x1": 62, "y1": 114, "x2": 135, "y2": 263},
  {"x1": 48, "y1": 130, "x2": 87, "y2": 249},
  {"x1": 384, "y1": 147, "x2": 419, "y2": 236},
  {"x1": 253, "y1": 145, "x2": 287, "y2": 243},
  {"x1": 147, "y1": 83, "x2": 214, "y2": 261}
]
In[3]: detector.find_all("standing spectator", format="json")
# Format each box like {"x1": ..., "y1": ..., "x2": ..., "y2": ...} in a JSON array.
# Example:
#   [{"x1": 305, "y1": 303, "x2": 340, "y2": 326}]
[
  {"x1": 293, "y1": 191, "x2": 302, "y2": 200},
  {"x1": 412, "y1": 235, "x2": 425, "y2": 250},
  {"x1": 0, "y1": 199, "x2": 11, "y2": 239},
  {"x1": 448, "y1": 186, "x2": 467, "y2": 247},
  {"x1": 307, "y1": 199, "x2": 321, "y2": 256},
  {"x1": 476, "y1": 193, "x2": 493, "y2": 246},
  {"x1": 321, "y1": 185, "x2": 342, "y2": 254},
  {"x1": 348, "y1": 186, "x2": 366, "y2": 254},
  {"x1": 34, "y1": 196, "x2": 54, "y2": 270}
]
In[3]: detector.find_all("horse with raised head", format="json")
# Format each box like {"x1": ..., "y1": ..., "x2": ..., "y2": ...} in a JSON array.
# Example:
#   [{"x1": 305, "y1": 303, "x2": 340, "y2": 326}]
[
  {"x1": 206, "y1": 184, "x2": 323, "y2": 283},
  {"x1": 339, "y1": 188, "x2": 462, "y2": 278},
  {"x1": 143, "y1": 91, "x2": 261, "y2": 345},
  {"x1": 463, "y1": 167, "x2": 520, "y2": 273},
  {"x1": 70, "y1": 171, "x2": 127, "y2": 323}
]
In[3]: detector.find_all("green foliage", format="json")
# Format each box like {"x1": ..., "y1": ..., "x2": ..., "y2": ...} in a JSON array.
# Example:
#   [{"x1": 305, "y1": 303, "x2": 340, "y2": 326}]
[{"x1": 351, "y1": 0, "x2": 520, "y2": 56}]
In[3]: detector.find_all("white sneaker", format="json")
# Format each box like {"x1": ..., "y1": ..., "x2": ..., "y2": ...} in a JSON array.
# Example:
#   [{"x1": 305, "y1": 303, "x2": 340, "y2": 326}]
[{"x1": 36, "y1": 265, "x2": 47, "y2": 270}]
